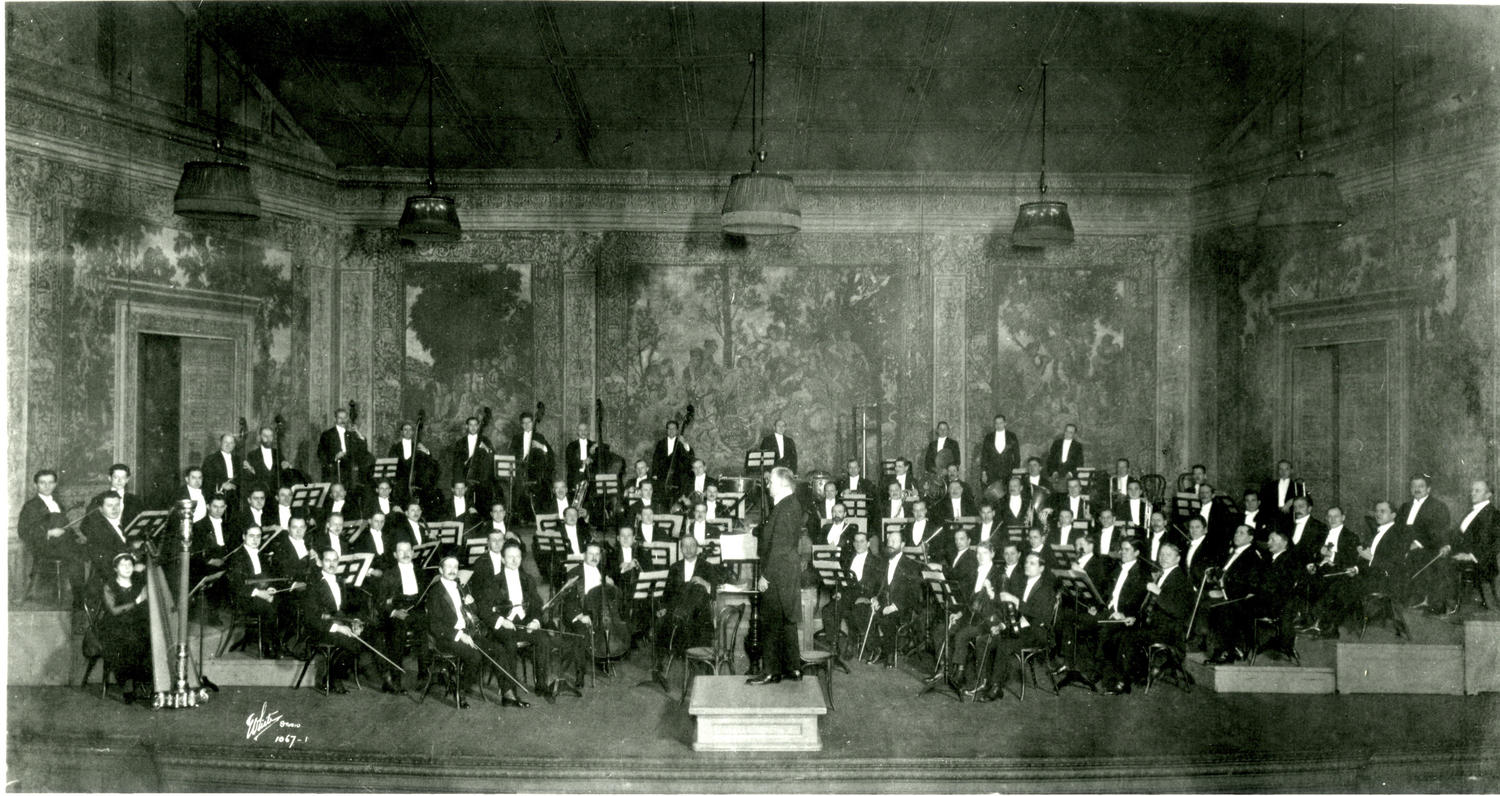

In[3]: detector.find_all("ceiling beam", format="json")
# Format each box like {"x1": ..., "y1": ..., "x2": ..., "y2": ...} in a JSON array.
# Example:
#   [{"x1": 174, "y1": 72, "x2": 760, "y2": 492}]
[
  {"x1": 386, "y1": 1, "x2": 502, "y2": 162},
  {"x1": 531, "y1": 3, "x2": 599, "y2": 167}
]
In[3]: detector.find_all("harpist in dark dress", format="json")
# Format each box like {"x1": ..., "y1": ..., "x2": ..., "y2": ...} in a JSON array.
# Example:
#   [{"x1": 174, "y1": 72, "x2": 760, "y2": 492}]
[{"x1": 99, "y1": 553, "x2": 151, "y2": 697}]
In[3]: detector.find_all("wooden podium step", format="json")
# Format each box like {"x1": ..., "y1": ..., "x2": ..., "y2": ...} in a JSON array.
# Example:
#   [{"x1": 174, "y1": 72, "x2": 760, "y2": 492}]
[
  {"x1": 688, "y1": 675, "x2": 827, "y2": 752},
  {"x1": 1183, "y1": 652, "x2": 1337, "y2": 694},
  {"x1": 1336, "y1": 642, "x2": 1464, "y2": 694}
]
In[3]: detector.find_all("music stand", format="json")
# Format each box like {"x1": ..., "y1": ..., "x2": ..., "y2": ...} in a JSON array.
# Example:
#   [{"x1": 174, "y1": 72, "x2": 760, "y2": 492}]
[
  {"x1": 372, "y1": 458, "x2": 398, "y2": 482},
  {"x1": 413, "y1": 540, "x2": 441, "y2": 569},
  {"x1": 335, "y1": 553, "x2": 375, "y2": 587},
  {"x1": 1051, "y1": 568, "x2": 1106, "y2": 692},
  {"x1": 591, "y1": 473, "x2": 620, "y2": 521},
  {"x1": 882, "y1": 459, "x2": 898, "y2": 479},
  {"x1": 494, "y1": 454, "x2": 518, "y2": 513},
  {"x1": 290, "y1": 484, "x2": 330, "y2": 527},
  {"x1": 532, "y1": 526, "x2": 567, "y2": 584},
  {"x1": 809, "y1": 544, "x2": 841, "y2": 563},
  {"x1": 843, "y1": 494, "x2": 870, "y2": 519},
  {"x1": 1050, "y1": 545, "x2": 1080, "y2": 568},
  {"x1": 881, "y1": 518, "x2": 913, "y2": 552},
  {"x1": 428, "y1": 521, "x2": 464, "y2": 547},
  {"x1": 189, "y1": 570, "x2": 226, "y2": 691},
  {"x1": 657, "y1": 514, "x2": 685, "y2": 539},
  {"x1": 744, "y1": 449, "x2": 774, "y2": 475},
  {"x1": 1004, "y1": 524, "x2": 1029, "y2": 546},
  {"x1": 712, "y1": 493, "x2": 744, "y2": 521},
  {"x1": 642, "y1": 541, "x2": 676, "y2": 570},
  {"x1": 811, "y1": 560, "x2": 856, "y2": 673},
  {"x1": 123, "y1": 510, "x2": 172, "y2": 548},
  {"x1": 463, "y1": 536, "x2": 490, "y2": 567},
  {"x1": 631, "y1": 569, "x2": 671, "y2": 691},
  {"x1": 918, "y1": 568, "x2": 962, "y2": 700},
  {"x1": 703, "y1": 519, "x2": 732, "y2": 540}
]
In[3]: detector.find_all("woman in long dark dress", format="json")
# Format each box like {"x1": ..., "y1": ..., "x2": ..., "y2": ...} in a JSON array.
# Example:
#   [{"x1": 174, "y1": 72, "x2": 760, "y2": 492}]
[{"x1": 99, "y1": 553, "x2": 151, "y2": 701}]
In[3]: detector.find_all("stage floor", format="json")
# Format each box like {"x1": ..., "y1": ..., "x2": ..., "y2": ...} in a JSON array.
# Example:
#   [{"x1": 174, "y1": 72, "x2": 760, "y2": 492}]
[{"x1": 8, "y1": 652, "x2": 1499, "y2": 793}]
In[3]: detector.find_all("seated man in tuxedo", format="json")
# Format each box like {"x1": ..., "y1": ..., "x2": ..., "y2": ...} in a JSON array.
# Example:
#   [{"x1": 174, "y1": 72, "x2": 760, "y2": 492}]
[
  {"x1": 1399, "y1": 474, "x2": 1454, "y2": 612},
  {"x1": 1302, "y1": 505, "x2": 1362, "y2": 638},
  {"x1": 319, "y1": 483, "x2": 358, "y2": 531},
  {"x1": 88, "y1": 463, "x2": 144, "y2": 527},
  {"x1": 301, "y1": 549, "x2": 396, "y2": 694},
  {"x1": 933, "y1": 479, "x2": 979, "y2": 526},
  {"x1": 839, "y1": 458, "x2": 874, "y2": 498},
  {"x1": 818, "y1": 502, "x2": 856, "y2": 552},
  {"x1": 818, "y1": 528, "x2": 879, "y2": 658},
  {"x1": 1022, "y1": 458, "x2": 1047, "y2": 501},
  {"x1": 1054, "y1": 531, "x2": 1111, "y2": 681},
  {"x1": 1050, "y1": 477, "x2": 1091, "y2": 527},
  {"x1": 882, "y1": 482, "x2": 909, "y2": 520},
  {"x1": 1121, "y1": 480, "x2": 1154, "y2": 531},
  {"x1": 473, "y1": 540, "x2": 540, "y2": 708},
  {"x1": 1095, "y1": 538, "x2": 1149, "y2": 693},
  {"x1": 1094, "y1": 509, "x2": 1135, "y2": 559},
  {"x1": 1196, "y1": 483, "x2": 1237, "y2": 556},
  {"x1": 372, "y1": 540, "x2": 427, "y2": 686},
  {"x1": 931, "y1": 541, "x2": 1003, "y2": 692},
  {"x1": 270, "y1": 517, "x2": 319, "y2": 646},
  {"x1": 1140, "y1": 509, "x2": 1183, "y2": 565},
  {"x1": 885, "y1": 458, "x2": 916, "y2": 500},
  {"x1": 223, "y1": 527, "x2": 282, "y2": 657},
  {"x1": 1121, "y1": 541, "x2": 1195, "y2": 676},
  {"x1": 1024, "y1": 527, "x2": 1058, "y2": 574},
  {"x1": 1258, "y1": 528, "x2": 1303, "y2": 658},
  {"x1": 18, "y1": 469, "x2": 86, "y2": 610},
  {"x1": 1285, "y1": 495, "x2": 1328, "y2": 566},
  {"x1": 442, "y1": 479, "x2": 481, "y2": 525},
  {"x1": 815, "y1": 481, "x2": 841, "y2": 521},
  {"x1": 368, "y1": 480, "x2": 402, "y2": 523},
  {"x1": 944, "y1": 527, "x2": 979, "y2": 597},
  {"x1": 979, "y1": 551, "x2": 1056, "y2": 702},
  {"x1": 627, "y1": 481, "x2": 665, "y2": 528},
  {"x1": 652, "y1": 536, "x2": 729, "y2": 679},
  {"x1": 191, "y1": 494, "x2": 236, "y2": 604},
  {"x1": 1106, "y1": 458, "x2": 1134, "y2": 511},
  {"x1": 907, "y1": 499, "x2": 943, "y2": 554},
  {"x1": 606, "y1": 524, "x2": 649, "y2": 642},
  {"x1": 1203, "y1": 524, "x2": 1264, "y2": 664},
  {"x1": 1049, "y1": 508, "x2": 1081, "y2": 550},
  {"x1": 971, "y1": 503, "x2": 1002, "y2": 552},
  {"x1": 1240, "y1": 491, "x2": 1272, "y2": 543},
  {"x1": 863, "y1": 528, "x2": 922, "y2": 667},
  {"x1": 353, "y1": 511, "x2": 396, "y2": 575},
  {"x1": 312, "y1": 512, "x2": 355, "y2": 561},
  {"x1": 541, "y1": 479, "x2": 575, "y2": 521},
  {"x1": 480, "y1": 501, "x2": 524, "y2": 556},
  {"x1": 997, "y1": 477, "x2": 1034, "y2": 533}
]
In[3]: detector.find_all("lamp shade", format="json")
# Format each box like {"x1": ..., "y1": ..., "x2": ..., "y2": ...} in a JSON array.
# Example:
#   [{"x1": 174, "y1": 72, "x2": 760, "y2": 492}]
[
  {"x1": 398, "y1": 194, "x2": 462, "y2": 243},
  {"x1": 1257, "y1": 170, "x2": 1348, "y2": 229},
  {"x1": 721, "y1": 171, "x2": 801, "y2": 236},
  {"x1": 1012, "y1": 199, "x2": 1075, "y2": 247},
  {"x1": 173, "y1": 161, "x2": 261, "y2": 221}
]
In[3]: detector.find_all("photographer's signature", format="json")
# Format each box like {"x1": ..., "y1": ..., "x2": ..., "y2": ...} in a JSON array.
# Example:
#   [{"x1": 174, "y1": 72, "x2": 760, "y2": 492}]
[{"x1": 245, "y1": 702, "x2": 307, "y2": 748}]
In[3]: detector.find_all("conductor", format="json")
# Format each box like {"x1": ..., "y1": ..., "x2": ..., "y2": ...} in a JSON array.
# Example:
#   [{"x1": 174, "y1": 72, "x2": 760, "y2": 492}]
[{"x1": 748, "y1": 466, "x2": 804, "y2": 685}]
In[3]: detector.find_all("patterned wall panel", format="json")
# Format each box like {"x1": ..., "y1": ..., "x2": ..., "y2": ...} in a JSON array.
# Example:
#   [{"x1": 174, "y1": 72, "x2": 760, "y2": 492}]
[{"x1": 337, "y1": 268, "x2": 375, "y2": 426}]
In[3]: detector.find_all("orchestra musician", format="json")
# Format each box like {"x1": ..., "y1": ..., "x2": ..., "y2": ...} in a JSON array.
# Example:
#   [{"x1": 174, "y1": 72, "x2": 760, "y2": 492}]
[
  {"x1": 560, "y1": 506, "x2": 592, "y2": 558},
  {"x1": 1258, "y1": 528, "x2": 1302, "y2": 658},
  {"x1": 1049, "y1": 478, "x2": 1091, "y2": 527},
  {"x1": 389, "y1": 420, "x2": 438, "y2": 510},
  {"x1": 441, "y1": 479, "x2": 480, "y2": 525},
  {"x1": 233, "y1": 487, "x2": 268, "y2": 539},
  {"x1": 270, "y1": 517, "x2": 317, "y2": 643},
  {"x1": 931, "y1": 541, "x2": 1002, "y2": 693},
  {"x1": 301, "y1": 549, "x2": 396, "y2": 694},
  {"x1": 997, "y1": 541, "x2": 1024, "y2": 594},
  {"x1": 1049, "y1": 508, "x2": 1081, "y2": 550},
  {"x1": 1093, "y1": 510, "x2": 1133, "y2": 558},
  {"x1": 98, "y1": 552, "x2": 152, "y2": 703},
  {"x1": 1451, "y1": 481, "x2": 1498, "y2": 612},
  {"x1": 818, "y1": 502, "x2": 856, "y2": 553},
  {"x1": 1300, "y1": 505, "x2": 1361, "y2": 639},
  {"x1": 1106, "y1": 459, "x2": 1133, "y2": 511},
  {"x1": 1181, "y1": 516, "x2": 1214, "y2": 586},
  {"x1": 909, "y1": 499, "x2": 942, "y2": 552},
  {"x1": 818, "y1": 527, "x2": 879, "y2": 658},
  {"x1": 840, "y1": 459, "x2": 874, "y2": 498},
  {"x1": 1024, "y1": 527, "x2": 1058, "y2": 573},
  {"x1": 1239, "y1": 491, "x2": 1272, "y2": 543},
  {"x1": 1195, "y1": 483, "x2": 1237, "y2": 557},
  {"x1": 368, "y1": 480, "x2": 402, "y2": 523},
  {"x1": 224, "y1": 527, "x2": 282, "y2": 658},
  {"x1": 479, "y1": 502, "x2": 524, "y2": 558},
  {"x1": 179, "y1": 467, "x2": 209, "y2": 524},
  {"x1": 885, "y1": 458, "x2": 916, "y2": 499},
  {"x1": 1141, "y1": 509, "x2": 1184, "y2": 565},
  {"x1": 1261, "y1": 459, "x2": 1307, "y2": 515},
  {"x1": 18, "y1": 469, "x2": 86, "y2": 610},
  {"x1": 964, "y1": 502, "x2": 997, "y2": 552},
  {"x1": 554, "y1": 541, "x2": 616, "y2": 695},
  {"x1": 684, "y1": 502, "x2": 718, "y2": 546},
  {"x1": 310, "y1": 513, "x2": 350, "y2": 561},
  {"x1": 651, "y1": 536, "x2": 728, "y2": 681},
  {"x1": 703, "y1": 483, "x2": 734, "y2": 523},
  {"x1": 319, "y1": 483, "x2": 359, "y2": 531},
  {"x1": 450, "y1": 416, "x2": 496, "y2": 513},
  {"x1": 202, "y1": 433, "x2": 242, "y2": 503},
  {"x1": 679, "y1": 459, "x2": 713, "y2": 512},
  {"x1": 372, "y1": 540, "x2": 427, "y2": 691},
  {"x1": 1021, "y1": 457, "x2": 1048, "y2": 505},
  {"x1": 510, "y1": 411, "x2": 553, "y2": 521},
  {"x1": 316, "y1": 407, "x2": 368, "y2": 491},
  {"x1": 244, "y1": 426, "x2": 292, "y2": 498},
  {"x1": 1285, "y1": 495, "x2": 1327, "y2": 564},
  {"x1": 352, "y1": 511, "x2": 395, "y2": 574},
  {"x1": 190, "y1": 494, "x2": 235, "y2": 605},
  {"x1": 932, "y1": 479, "x2": 978, "y2": 526},
  {"x1": 651, "y1": 420, "x2": 693, "y2": 506},
  {"x1": 1120, "y1": 541, "x2": 1194, "y2": 679},
  {"x1": 468, "y1": 529, "x2": 511, "y2": 604},
  {"x1": 997, "y1": 477, "x2": 1033, "y2": 533},
  {"x1": 627, "y1": 482, "x2": 664, "y2": 528},
  {"x1": 543, "y1": 479, "x2": 577, "y2": 522},
  {"x1": 815, "y1": 481, "x2": 840, "y2": 520},
  {"x1": 87, "y1": 464, "x2": 144, "y2": 526},
  {"x1": 882, "y1": 482, "x2": 909, "y2": 520},
  {"x1": 862, "y1": 527, "x2": 922, "y2": 668},
  {"x1": 565, "y1": 422, "x2": 597, "y2": 495},
  {"x1": 759, "y1": 419, "x2": 798, "y2": 473},
  {"x1": 978, "y1": 414, "x2": 1020, "y2": 489},
  {"x1": 394, "y1": 501, "x2": 430, "y2": 549},
  {"x1": 606, "y1": 524, "x2": 647, "y2": 641},
  {"x1": 945, "y1": 527, "x2": 979, "y2": 596},
  {"x1": 1202, "y1": 524, "x2": 1264, "y2": 665},
  {"x1": 473, "y1": 540, "x2": 540, "y2": 707},
  {"x1": 979, "y1": 551, "x2": 1055, "y2": 702},
  {"x1": 923, "y1": 421, "x2": 960, "y2": 474},
  {"x1": 1121, "y1": 480, "x2": 1153, "y2": 531},
  {"x1": 1096, "y1": 538, "x2": 1149, "y2": 694},
  {"x1": 1399, "y1": 474, "x2": 1453, "y2": 613},
  {"x1": 1044, "y1": 423, "x2": 1085, "y2": 479},
  {"x1": 269, "y1": 487, "x2": 299, "y2": 533},
  {"x1": 426, "y1": 554, "x2": 492, "y2": 709},
  {"x1": 81, "y1": 492, "x2": 133, "y2": 572},
  {"x1": 626, "y1": 459, "x2": 652, "y2": 498}
]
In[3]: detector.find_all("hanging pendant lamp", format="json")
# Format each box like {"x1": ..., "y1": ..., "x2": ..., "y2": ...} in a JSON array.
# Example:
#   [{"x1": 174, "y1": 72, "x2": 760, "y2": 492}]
[
  {"x1": 1257, "y1": 12, "x2": 1347, "y2": 230},
  {"x1": 175, "y1": 55, "x2": 260, "y2": 221},
  {"x1": 399, "y1": 62, "x2": 461, "y2": 243},
  {"x1": 721, "y1": 5, "x2": 800, "y2": 237},
  {"x1": 1012, "y1": 61, "x2": 1073, "y2": 247}
]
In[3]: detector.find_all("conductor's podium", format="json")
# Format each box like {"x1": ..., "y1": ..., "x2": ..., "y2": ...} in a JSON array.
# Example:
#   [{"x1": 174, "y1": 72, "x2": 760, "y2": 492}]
[{"x1": 688, "y1": 675, "x2": 827, "y2": 752}]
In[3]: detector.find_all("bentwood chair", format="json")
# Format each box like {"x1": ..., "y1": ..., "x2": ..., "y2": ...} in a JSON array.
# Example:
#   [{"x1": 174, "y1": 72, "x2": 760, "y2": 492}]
[{"x1": 683, "y1": 603, "x2": 745, "y2": 703}]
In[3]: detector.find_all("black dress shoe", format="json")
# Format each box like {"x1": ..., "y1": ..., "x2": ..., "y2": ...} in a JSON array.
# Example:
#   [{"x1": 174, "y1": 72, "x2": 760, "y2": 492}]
[
  {"x1": 923, "y1": 671, "x2": 946, "y2": 685},
  {"x1": 745, "y1": 673, "x2": 782, "y2": 685},
  {"x1": 1104, "y1": 681, "x2": 1130, "y2": 695},
  {"x1": 502, "y1": 695, "x2": 531, "y2": 708},
  {"x1": 457, "y1": 698, "x2": 470, "y2": 709},
  {"x1": 787, "y1": 670, "x2": 803, "y2": 682}
]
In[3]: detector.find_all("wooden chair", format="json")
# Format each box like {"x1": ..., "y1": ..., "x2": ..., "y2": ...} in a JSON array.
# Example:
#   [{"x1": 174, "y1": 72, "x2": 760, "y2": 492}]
[
  {"x1": 1145, "y1": 642, "x2": 1193, "y2": 694},
  {"x1": 1139, "y1": 474, "x2": 1168, "y2": 507},
  {"x1": 682, "y1": 603, "x2": 745, "y2": 702},
  {"x1": 1011, "y1": 593, "x2": 1061, "y2": 700},
  {"x1": 799, "y1": 649, "x2": 835, "y2": 710},
  {"x1": 417, "y1": 636, "x2": 474, "y2": 710}
]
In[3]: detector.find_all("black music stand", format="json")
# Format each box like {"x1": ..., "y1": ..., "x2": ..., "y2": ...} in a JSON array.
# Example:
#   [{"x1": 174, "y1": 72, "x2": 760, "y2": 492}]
[
  {"x1": 642, "y1": 541, "x2": 677, "y2": 570},
  {"x1": 591, "y1": 474, "x2": 620, "y2": 526},
  {"x1": 493, "y1": 454, "x2": 518, "y2": 514},
  {"x1": 123, "y1": 510, "x2": 172, "y2": 550},
  {"x1": 703, "y1": 519, "x2": 732, "y2": 541},
  {"x1": 1050, "y1": 545, "x2": 1080, "y2": 569},
  {"x1": 1052, "y1": 568, "x2": 1106, "y2": 692},
  {"x1": 413, "y1": 540, "x2": 441, "y2": 570},
  {"x1": 532, "y1": 528, "x2": 566, "y2": 586},
  {"x1": 811, "y1": 560, "x2": 855, "y2": 674},
  {"x1": 371, "y1": 458, "x2": 398, "y2": 482},
  {"x1": 630, "y1": 570, "x2": 671, "y2": 692},
  {"x1": 743, "y1": 449, "x2": 774, "y2": 476},
  {"x1": 290, "y1": 484, "x2": 330, "y2": 529},
  {"x1": 190, "y1": 570, "x2": 226, "y2": 692},
  {"x1": 336, "y1": 553, "x2": 375, "y2": 587},
  {"x1": 917, "y1": 568, "x2": 962, "y2": 700},
  {"x1": 463, "y1": 536, "x2": 489, "y2": 568},
  {"x1": 843, "y1": 494, "x2": 871, "y2": 519},
  {"x1": 428, "y1": 521, "x2": 463, "y2": 547}
]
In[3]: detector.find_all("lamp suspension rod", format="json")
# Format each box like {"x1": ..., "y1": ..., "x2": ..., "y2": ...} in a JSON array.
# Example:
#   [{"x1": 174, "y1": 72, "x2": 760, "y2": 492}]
[
  {"x1": 426, "y1": 60, "x2": 436, "y2": 188},
  {"x1": 1038, "y1": 61, "x2": 1048, "y2": 195},
  {"x1": 1296, "y1": 9, "x2": 1306, "y2": 155},
  {"x1": 758, "y1": 1, "x2": 767, "y2": 158}
]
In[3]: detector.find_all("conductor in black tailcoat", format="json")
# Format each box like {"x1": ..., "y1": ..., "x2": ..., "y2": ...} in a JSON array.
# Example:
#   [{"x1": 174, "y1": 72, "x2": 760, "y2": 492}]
[{"x1": 747, "y1": 467, "x2": 805, "y2": 684}]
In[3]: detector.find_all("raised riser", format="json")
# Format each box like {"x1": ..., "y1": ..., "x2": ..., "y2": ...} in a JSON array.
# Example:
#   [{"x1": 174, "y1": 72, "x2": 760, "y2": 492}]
[
  {"x1": 689, "y1": 675, "x2": 827, "y2": 752},
  {"x1": 1336, "y1": 643, "x2": 1465, "y2": 694}
]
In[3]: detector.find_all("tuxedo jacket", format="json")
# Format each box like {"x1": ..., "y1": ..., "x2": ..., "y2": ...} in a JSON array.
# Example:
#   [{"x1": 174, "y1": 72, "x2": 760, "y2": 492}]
[
  {"x1": 319, "y1": 495, "x2": 363, "y2": 531},
  {"x1": 1045, "y1": 437, "x2": 1085, "y2": 476},
  {"x1": 476, "y1": 568, "x2": 543, "y2": 629},
  {"x1": 1139, "y1": 527, "x2": 1188, "y2": 564},
  {"x1": 838, "y1": 476, "x2": 875, "y2": 498},
  {"x1": 651, "y1": 437, "x2": 694, "y2": 496},
  {"x1": 978, "y1": 431, "x2": 1021, "y2": 485},
  {"x1": 243, "y1": 446, "x2": 288, "y2": 496},
  {"x1": 192, "y1": 516, "x2": 237, "y2": 561},
  {"x1": 931, "y1": 493, "x2": 980, "y2": 524},
  {"x1": 81, "y1": 512, "x2": 132, "y2": 565},
  {"x1": 1049, "y1": 492, "x2": 1092, "y2": 524},
  {"x1": 870, "y1": 553, "x2": 923, "y2": 612},
  {"x1": 373, "y1": 561, "x2": 430, "y2": 617},
  {"x1": 944, "y1": 547, "x2": 979, "y2": 597},
  {"x1": 426, "y1": 580, "x2": 477, "y2": 643},
  {"x1": 224, "y1": 545, "x2": 275, "y2": 608},
  {"x1": 437, "y1": 493, "x2": 481, "y2": 524},
  {"x1": 758, "y1": 434, "x2": 799, "y2": 473},
  {"x1": 87, "y1": 489, "x2": 144, "y2": 526},
  {"x1": 449, "y1": 434, "x2": 496, "y2": 490},
  {"x1": 834, "y1": 549, "x2": 883, "y2": 600},
  {"x1": 1074, "y1": 553, "x2": 1116, "y2": 600},
  {"x1": 1259, "y1": 478, "x2": 1308, "y2": 512},
  {"x1": 386, "y1": 440, "x2": 440, "y2": 497},
  {"x1": 1259, "y1": 550, "x2": 1301, "y2": 614},
  {"x1": 1218, "y1": 545, "x2": 1265, "y2": 601},
  {"x1": 301, "y1": 574, "x2": 366, "y2": 636},
  {"x1": 350, "y1": 525, "x2": 397, "y2": 571},
  {"x1": 18, "y1": 496, "x2": 69, "y2": 549},
  {"x1": 996, "y1": 495, "x2": 1034, "y2": 530},
  {"x1": 1314, "y1": 525, "x2": 1363, "y2": 572},
  {"x1": 1150, "y1": 565, "x2": 1195, "y2": 636},
  {"x1": 1100, "y1": 560, "x2": 1149, "y2": 618},
  {"x1": 1284, "y1": 516, "x2": 1330, "y2": 564},
  {"x1": 316, "y1": 426, "x2": 368, "y2": 483},
  {"x1": 564, "y1": 439, "x2": 598, "y2": 489},
  {"x1": 1396, "y1": 497, "x2": 1453, "y2": 550},
  {"x1": 1012, "y1": 576, "x2": 1057, "y2": 632},
  {"x1": 201, "y1": 449, "x2": 242, "y2": 496},
  {"x1": 509, "y1": 431, "x2": 554, "y2": 481},
  {"x1": 269, "y1": 535, "x2": 320, "y2": 583},
  {"x1": 664, "y1": 557, "x2": 729, "y2": 608},
  {"x1": 1357, "y1": 523, "x2": 1411, "y2": 584},
  {"x1": 1455, "y1": 504, "x2": 1499, "y2": 580},
  {"x1": 923, "y1": 438, "x2": 961, "y2": 473},
  {"x1": 467, "y1": 549, "x2": 509, "y2": 604}
]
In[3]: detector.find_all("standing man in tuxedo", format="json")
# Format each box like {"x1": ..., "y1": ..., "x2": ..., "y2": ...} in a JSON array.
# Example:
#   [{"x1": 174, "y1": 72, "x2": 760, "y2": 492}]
[
  {"x1": 88, "y1": 464, "x2": 144, "y2": 526},
  {"x1": 202, "y1": 433, "x2": 243, "y2": 509},
  {"x1": 1398, "y1": 474, "x2": 1454, "y2": 612},
  {"x1": 924, "y1": 421, "x2": 960, "y2": 475},
  {"x1": 1451, "y1": 480, "x2": 1497, "y2": 612},
  {"x1": 747, "y1": 467, "x2": 805, "y2": 684},
  {"x1": 510, "y1": 411, "x2": 553, "y2": 522},
  {"x1": 18, "y1": 469, "x2": 86, "y2": 609},
  {"x1": 1260, "y1": 459, "x2": 1307, "y2": 515},
  {"x1": 450, "y1": 416, "x2": 496, "y2": 513},
  {"x1": 1045, "y1": 424, "x2": 1085, "y2": 480},
  {"x1": 244, "y1": 426, "x2": 291, "y2": 498},
  {"x1": 978, "y1": 414, "x2": 1021, "y2": 490},
  {"x1": 1285, "y1": 495, "x2": 1328, "y2": 565},
  {"x1": 565, "y1": 422, "x2": 597, "y2": 496},
  {"x1": 759, "y1": 418, "x2": 798, "y2": 473},
  {"x1": 316, "y1": 407, "x2": 367, "y2": 492},
  {"x1": 651, "y1": 420, "x2": 693, "y2": 507},
  {"x1": 1196, "y1": 483, "x2": 1238, "y2": 557},
  {"x1": 388, "y1": 420, "x2": 439, "y2": 511}
]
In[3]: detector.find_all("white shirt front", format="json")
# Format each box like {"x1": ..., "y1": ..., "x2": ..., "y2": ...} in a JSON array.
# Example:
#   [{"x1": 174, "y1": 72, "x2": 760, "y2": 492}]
[
  {"x1": 487, "y1": 550, "x2": 505, "y2": 574},
  {"x1": 1109, "y1": 560, "x2": 1135, "y2": 611},
  {"x1": 910, "y1": 518, "x2": 927, "y2": 546},
  {"x1": 1061, "y1": 439, "x2": 1073, "y2": 463},
  {"x1": 683, "y1": 557, "x2": 697, "y2": 585},
  {"x1": 885, "y1": 555, "x2": 900, "y2": 585},
  {"x1": 324, "y1": 573, "x2": 342, "y2": 611},
  {"x1": 1068, "y1": 495, "x2": 1083, "y2": 517},
  {"x1": 441, "y1": 580, "x2": 465, "y2": 630},
  {"x1": 973, "y1": 562, "x2": 992, "y2": 592},
  {"x1": 246, "y1": 547, "x2": 263, "y2": 575},
  {"x1": 336, "y1": 426, "x2": 347, "y2": 452},
  {"x1": 694, "y1": 474, "x2": 708, "y2": 493},
  {"x1": 369, "y1": 529, "x2": 386, "y2": 556},
  {"x1": 950, "y1": 497, "x2": 963, "y2": 517},
  {"x1": 1186, "y1": 536, "x2": 1204, "y2": 568},
  {"x1": 40, "y1": 494, "x2": 61, "y2": 513},
  {"x1": 466, "y1": 434, "x2": 478, "y2": 458},
  {"x1": 621, "y1": 545, "x2": 634, "y2": 566},
  {"x1": 1277, "y1": 478, "x2": 1291, "y2": 507},
  {"x1": 1009, "y1": 495, "x2": 1023, "y2": 517},
  {"x1": 327, "y1": 534, "x2": 343, "y2": 558},
  {"x1": 774, "y1": 433, "x2": 785, "y2": 457},
  {"x1": 261, "y1": 447, "x2": 274, "y2": 469},
  {"x1": 1115, "y1": 476, "x2": 1129, "y2": 495},
  {"x1": 1199, "y1": 501, "x2": 1213, "y2": 522},
  {"x1": 563, "y1": 524, "x2": 582, "y2": 555},
  {"x1": 823, "y1": 498, "x2": 836, "y2": 517},
  {"x1": 1322, "y1": 525, "x2": 1344, "y2": 564},
  {"x1": 503, "y1": 568, "x2": 524, "y2": 612},
  {"x1": 209, "y1": 517, "x2": 225, "y2": 547},
  {"x1": 705, "y1": 502, "x2": 718, "y2": 521},
  {"x1": 888, "y1": 500, "x2": 904, "y2": 518},
  {"x1": 1098, "y1": 524, "x2": 1115, "y2": 555},
  {"x1": 583, "y1": 563, "x2": 602, "y2": 594},
  {"x1": 691, "y1": 520, "x2": 708, "y2": 544},
  {"x1": 187, "y1": 487, "x2": 207, "y2": 521},
  {"x1": 1369, "y1": 522, "x2": 1396, "y2": 560},
  {"x1": 408, "y1": 520, "x2": 423, "y2": 544},
  {"x1": 993, "y1": 432, "x2": 1007, "y2": 453},
  {"x1": 402, "y1": 439, "x2": 413, "y2": 460},
  {"x1": 640, "y1": 522, "x2": 654, "y2": 544},
  {"x1": 850, "y1": 551, "x2": 868, "y2": 581},
  {"x1": 1224, "y1": 543, "x2": 1251, "y2": 572},
  {"x1": 1149, "y1": 530, "x2": 1165, "y2": 560},
  {"x1": 1130, "y1": 498, "x2": 1147, "y2": 526},
  {"x1": 1407, "y1": 496, "x2": 1426, "y2": 525},
  {"x1": 978, "y1": 521, "x2": 994, "y2": 545},
  {"x1": 288, "y1": 536, "x2": 308, "y2": 561},
  {"x1": 1460, "y1": 501, "x2": 1490, "y2": 533},
  {"x1": 1058, "y1": 521, "x2": 1072, "y2": 547},
  {"x1": 826, "y1": 521, "x2": 846, "y2": 546},
  {"x1": 221, "y1": 452, "x2": 235, "y2": 481},
  {"x1": 397, "y1": 562, "x2": 418, "y2": 595},
  {"x1": 277, "y1": 505, "x2": 293, "y2": 528},
  {"x1": 522, "y1": 431, "x2": 533, "y2": 459},
  {"x1": 1291, "y1": 515, "x2": 1309, "y2": 545},
  {"x1": 453, "y1": 496, "x2": 468, "y2": 517}
]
